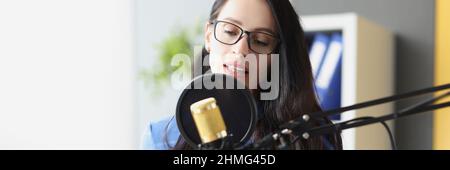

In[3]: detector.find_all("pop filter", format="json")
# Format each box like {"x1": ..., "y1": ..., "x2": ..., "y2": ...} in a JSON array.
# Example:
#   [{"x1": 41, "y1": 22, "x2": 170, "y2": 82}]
[{"x1": 175, "y1": 73, "x2": 258, "y2": 149}]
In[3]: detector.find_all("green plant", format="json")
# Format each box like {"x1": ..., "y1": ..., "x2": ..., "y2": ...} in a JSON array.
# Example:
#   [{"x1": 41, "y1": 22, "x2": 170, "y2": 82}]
[{"x1": 139, "y1": 21, "x2": 203, "y2": 96}]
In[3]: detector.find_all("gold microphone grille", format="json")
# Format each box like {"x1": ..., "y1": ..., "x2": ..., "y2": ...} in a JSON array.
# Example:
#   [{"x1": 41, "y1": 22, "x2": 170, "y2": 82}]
[{"x1": 190, "y1": 97, "x2": 227, "y2": 144}]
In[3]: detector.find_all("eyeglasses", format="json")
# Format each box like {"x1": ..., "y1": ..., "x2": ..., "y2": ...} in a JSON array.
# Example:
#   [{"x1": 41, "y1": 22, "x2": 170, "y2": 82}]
[{"x1": 211, "y1": 20, "x2": 279, "y2": 54}]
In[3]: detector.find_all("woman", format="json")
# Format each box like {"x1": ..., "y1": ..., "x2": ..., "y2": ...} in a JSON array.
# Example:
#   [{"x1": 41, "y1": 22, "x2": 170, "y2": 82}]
[{"x1": 141, "y1": 0, "x2": 342, "y2": 150}]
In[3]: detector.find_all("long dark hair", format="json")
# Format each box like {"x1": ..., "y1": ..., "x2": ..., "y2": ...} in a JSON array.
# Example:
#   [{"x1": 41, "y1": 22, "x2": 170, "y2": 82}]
[{"x1": 168, "y1": 0, "x2": 342, "y2": 150}]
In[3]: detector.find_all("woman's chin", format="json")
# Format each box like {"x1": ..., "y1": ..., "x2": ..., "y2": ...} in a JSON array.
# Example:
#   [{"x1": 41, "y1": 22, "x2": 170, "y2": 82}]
[
  {"x1": 218, "y1": 72, "x2": 258, "y2": 90},
  {"x1": 210, "y1": 66, "x2": 255, "y2": 89}
]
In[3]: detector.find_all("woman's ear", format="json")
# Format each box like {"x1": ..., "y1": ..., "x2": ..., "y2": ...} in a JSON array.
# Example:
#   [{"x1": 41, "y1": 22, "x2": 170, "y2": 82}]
[{"x1": 204, "y1": 22, "x2": 212, "y2": 52}]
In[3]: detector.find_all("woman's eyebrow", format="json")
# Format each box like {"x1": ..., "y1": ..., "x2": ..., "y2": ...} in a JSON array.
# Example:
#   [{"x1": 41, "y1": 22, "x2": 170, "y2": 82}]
[
  {"x1": 223, "y1": 17, "x2": 243, "y2": 25},
  {"x1": 253, "y1": 28, "x2": 277, "y2": 36},
  {"x1": 222, "y1": 17, "x2": 277, "y2": 35}
]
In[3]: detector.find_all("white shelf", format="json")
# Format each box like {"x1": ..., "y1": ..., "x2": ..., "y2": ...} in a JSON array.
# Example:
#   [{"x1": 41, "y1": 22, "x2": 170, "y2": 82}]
[{"x1": 301, "y1": 13, "x2": 395, "y2": 150}]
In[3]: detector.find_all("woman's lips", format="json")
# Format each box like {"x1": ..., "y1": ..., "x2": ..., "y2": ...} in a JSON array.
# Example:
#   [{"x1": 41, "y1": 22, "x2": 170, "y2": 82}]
[{"x1": 223, "y1": 64, "x2": 248, "y2": 77}]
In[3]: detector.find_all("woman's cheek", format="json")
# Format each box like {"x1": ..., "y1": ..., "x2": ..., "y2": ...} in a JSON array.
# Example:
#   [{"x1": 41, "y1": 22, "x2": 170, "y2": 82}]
[
  {"x1": 208, "y1": 52, "x2": 224, "y2": 74},
  {"x1": 255, "y1": 63, "x2": 270, "y2": 89}
]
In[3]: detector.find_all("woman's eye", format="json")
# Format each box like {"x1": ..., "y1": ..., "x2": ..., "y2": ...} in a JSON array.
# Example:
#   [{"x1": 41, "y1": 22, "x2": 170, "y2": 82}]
[
  {"x1": 224, "y1": 30, "x2": 238, "y2": 36},
  {"x1": 254, "y1": 40, "x2": 269, "y2": 46}
]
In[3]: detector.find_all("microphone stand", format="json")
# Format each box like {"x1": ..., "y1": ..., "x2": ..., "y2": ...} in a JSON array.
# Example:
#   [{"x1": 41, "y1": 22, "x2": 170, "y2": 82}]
[
  {"x1": 198, "y1": 132, "x2": 236, "y2": 150},
  {"x1": 245, "y1": 83, "x2": 450, "y2": 150}
]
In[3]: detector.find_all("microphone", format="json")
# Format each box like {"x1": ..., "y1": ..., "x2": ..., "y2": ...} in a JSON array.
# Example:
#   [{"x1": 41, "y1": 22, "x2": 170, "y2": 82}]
[
  {"x1": 175, "y1": 73, "x2": 258, "y2": 150},
  {"x1": 190, "y1": 97, "x2": 228, "y2": 149}
]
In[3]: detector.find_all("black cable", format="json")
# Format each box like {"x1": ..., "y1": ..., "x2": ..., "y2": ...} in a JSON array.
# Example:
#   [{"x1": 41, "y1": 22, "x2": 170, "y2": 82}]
[{"x1": 341, "y1": 117, "x2": 397, "y2": 150}]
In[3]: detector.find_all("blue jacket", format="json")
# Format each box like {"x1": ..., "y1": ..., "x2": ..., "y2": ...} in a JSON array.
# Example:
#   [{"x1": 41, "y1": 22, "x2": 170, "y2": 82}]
[{"x1": 140, "y1": 116, "x2": 179, "y2": 150}]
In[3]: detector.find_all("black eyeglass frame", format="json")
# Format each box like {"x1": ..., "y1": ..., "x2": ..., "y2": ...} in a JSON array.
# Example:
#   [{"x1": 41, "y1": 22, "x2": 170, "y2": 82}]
[{"x1": 210, "y1": 20, "x2": 280, "y2": 54}]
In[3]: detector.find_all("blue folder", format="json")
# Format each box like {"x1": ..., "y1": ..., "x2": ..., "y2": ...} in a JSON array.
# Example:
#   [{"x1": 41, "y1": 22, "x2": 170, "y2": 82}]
[{"x1": 314, "y1": 33, "x2": 343, "y2": 120}]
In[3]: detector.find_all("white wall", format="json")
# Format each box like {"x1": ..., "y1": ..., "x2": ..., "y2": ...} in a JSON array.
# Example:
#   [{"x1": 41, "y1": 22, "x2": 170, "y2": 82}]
[{"x1": 0, "y1": 0, "x2": 136, "y2": 149}]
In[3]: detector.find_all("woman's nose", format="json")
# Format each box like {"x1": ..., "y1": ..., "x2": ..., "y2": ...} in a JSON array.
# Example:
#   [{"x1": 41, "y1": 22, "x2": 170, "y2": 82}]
[{"x1": 232, "y1": 34, "x2": 250, "y2": 55}]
